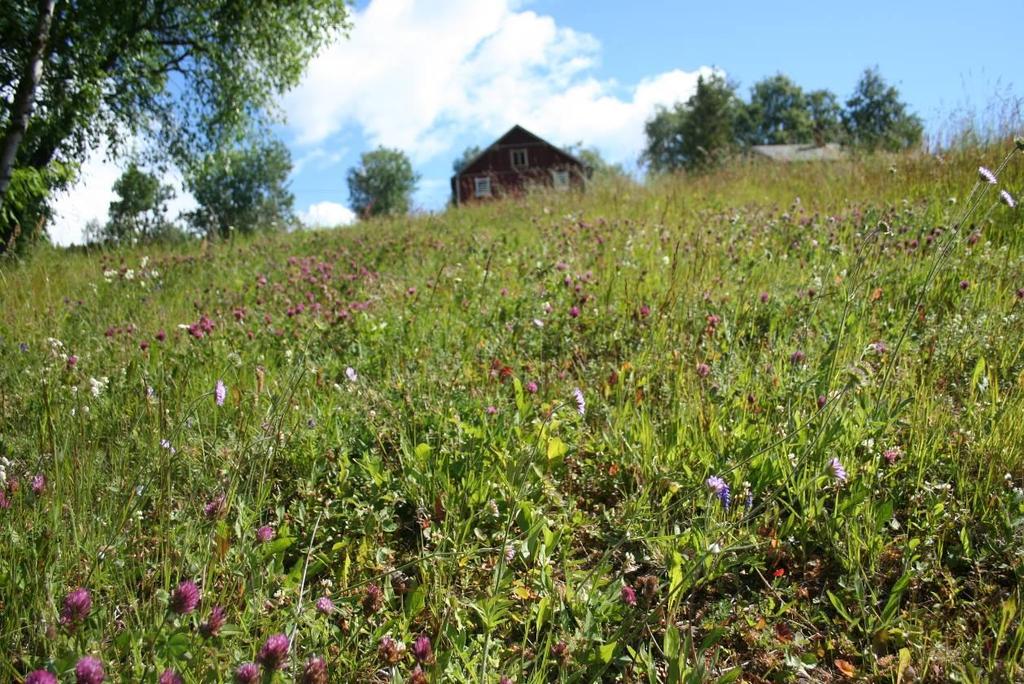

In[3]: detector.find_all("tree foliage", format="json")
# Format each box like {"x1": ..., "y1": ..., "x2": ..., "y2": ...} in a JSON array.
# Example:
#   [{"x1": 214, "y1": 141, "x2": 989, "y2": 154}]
[
  {"x1": 0, "y1": 0, "x2": 350, "y2": 245},
  {"x1": 452, "y1": 145, "x2": 482, "y2": 174},
  {"x1": 186, "y1": 136, "x2": 294, "y2": 238},
  {"x1": 347, "y1": 147, "x2": 419, "y2": 218},
  {"x1": 91, "y1": 164, "x2": 176, "y2": 244},
  {"x1": 643, "y1": 74, "x2": 741, "y2": 172},
  {"x1": 738, "y1": 74, "x2": 813, "y2": 145},
  {"x1": 843, "y1": 68, "x2": 923, "y2": 151}
]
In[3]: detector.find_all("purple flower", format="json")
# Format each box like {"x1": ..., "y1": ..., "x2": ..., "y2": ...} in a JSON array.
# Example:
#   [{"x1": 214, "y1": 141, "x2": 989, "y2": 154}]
[
  {"x1": 790, "y1": 350, "x2": 806, "y2": 365},
  {"x1": 204, "y1": 493, "x2": 226, "y2": 520},
  {"x1": 485, "y1": 405, "x2": 497, "y2": 415},
  {"x1": 829, "y1": 457, "x2": 848, "y2": 484},
  {"x1": 345, "y1": 366, "x2": 358, "y2": 382},
  {"x1": 66, "y1": 355, "x2": 78, "y2": 368},
  {"x1": 409, "y1": 666, "x2": 429, "y2": 684},
  {"x1": 31, "y1": 473, "x2": 46, "y2": 495},
  {"x1": 759, "y1": 292, "x2": 770, "y2": 303},
  {"x1": 412, "y1": 634, "x2": 434, "y2": 664},
  {"x1": 300, "y1": 656, "x2": 328, "y2": 684},
  {"x1": 362, "y1": 583, "x2": 384, "y2": 615},
  {"x1": 378, "y1": 635, "x2": 406, "y2": 664},
  {"x1": 883, "y1": 447, "x2": 902, "y2": 465},
  {"x1": 315, "y1": 595, "x2": 335, "y2": 615},
  {"x1": 525, "y1": 381, "x2": 538, "y2": 393},
  {"x1": 705, "y1": 476, "x2": 731, "y2": 509},
  {"x1": 256, "y1": 525, "x2": 275, "y2": 543},
  {"x1": 696, "y1": 362, "x2": 711, "y2": 378},
  {"x1": 25, "y1": 671, "x2": 57, "y2": 684},
  {"x1": 200, "y1": 604, "x2": 226, "y2": 637},
  {"x1": 215, "y1": 379, "x2": 226, "y2": 406},
  {"x1": 257, "y1": 633, "x2": 290, "y2": 670},
  {"x1": 979, "y1": 166, "x2": 997, "y2": 184},
  {"x1": 60, "y1": 588, "x2": 92, "y2": 630},
  {"x1": 572, "y1": 387, "x2": 585, "y2": 416},
  {"x1": 1000, "y1": 190, "x2": 1017, "y2": 208},
  {"x1": 621, "y1": 584, "x2": 637, "y2": 606},
  {"x1": 817, "y1": 394, "x2": 827, "y2": 409},
  {"x1": 75, "y1": 656, "x2": 105, "y2": 684},
  {"x1": 158, "y1": 669, "x2": 183, "y2": 684},
  {"x1": 569, "y1": 305, "x2": 580, "y2": 318},
  {"x1": 169, "y1": 580, "x2": 200, "y2": 615},
  {"x1": 234, "y1": 663, "x2": 260, "y2": 684}
]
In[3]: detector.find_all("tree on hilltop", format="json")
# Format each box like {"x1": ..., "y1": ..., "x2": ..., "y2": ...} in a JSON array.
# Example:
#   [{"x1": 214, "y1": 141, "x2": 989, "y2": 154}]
[
  {"x1": 347, "y1": 147, "x2": 419, "y2": 218},
  {"x1": 643, "y1": 73, "x2": 742, "y2": 172},
  {"x1": 843, "y1": 68, "x2": 923, "y2": 151}
]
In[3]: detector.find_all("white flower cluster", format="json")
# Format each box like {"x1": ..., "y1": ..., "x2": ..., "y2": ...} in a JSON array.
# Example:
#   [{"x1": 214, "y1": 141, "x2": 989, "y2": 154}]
[{"x1": 0, "y1": 456, "x2": 11, "y2": 487}]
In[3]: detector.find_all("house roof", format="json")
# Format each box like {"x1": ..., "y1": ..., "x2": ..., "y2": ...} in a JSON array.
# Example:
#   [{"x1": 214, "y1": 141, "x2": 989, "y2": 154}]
[
  {"x1": 750, "y1": 143, "x2": 846, "y2": 162},
  {"x1": 453, "y1": 124, "x2": 584, "y2": 178}
]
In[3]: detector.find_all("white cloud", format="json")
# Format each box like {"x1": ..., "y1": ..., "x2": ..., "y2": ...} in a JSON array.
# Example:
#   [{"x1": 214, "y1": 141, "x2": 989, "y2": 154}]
[
  {"x1": 300, "y1": 201, "x2": 356, "y2": 228},
  {"x1": 284, "y1": 0, "x2": 714, "y2": 166}
]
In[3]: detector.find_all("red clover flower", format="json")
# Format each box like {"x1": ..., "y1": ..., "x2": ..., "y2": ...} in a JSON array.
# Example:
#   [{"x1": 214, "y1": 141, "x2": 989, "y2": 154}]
[
  {"x1": 74, "y1": 656, "x2": 105, "y2": 684},
  {"x1": 169, "y1": 580, "x2": 200, "y2": 615},
  {"x1": 257, "y1": 633, "x2": 290, "y2": 670},
  {"x1": 60, "y1": 588, "x2": 92, "y2": 631}
]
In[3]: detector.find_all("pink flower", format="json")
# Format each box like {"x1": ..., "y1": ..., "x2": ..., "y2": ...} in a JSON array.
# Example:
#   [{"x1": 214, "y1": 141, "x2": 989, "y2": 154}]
[
  {"x1": 200, "y1": 605, "x2": 227, "y2": 637},
  {"x1": 31, "y1": 473, "x2": 46, "y2": 495},
  {"x1": 257, "y1": 633, "x2": 290, "y2": 670},
  {"x1": 169, "y1": 580, "x2": 200, "y2": 615},
  {"x1": 74, "y1": 656, "x2": 104, "y2": 684},
  {"x1": 158, "y1": 670, "x2": 183, "y2": 684},
  {"x1": 621, "y1": 584, "x2": 637, "y2": 606},
  {"x1": 525, "y1": 381, "x2": 538, "y2": 394},
  {"x1": 25, "y1": 671, "x2": 57, "y2": 684},
  {"x1": 486, "y1": 405, "x2": 497, "y2": 415},
  {"x1": 256, "y1": 525, "x2": 275, "y2": 543},
  {"x1": 569, "y1": 306, "x2": 580, "y2": 318},
  {"x1": 215, "y1": 380, "x2": 227, "y2": 406},
  {"x1": 60, "y1": 588, "x2": 92, "y2": 630}
]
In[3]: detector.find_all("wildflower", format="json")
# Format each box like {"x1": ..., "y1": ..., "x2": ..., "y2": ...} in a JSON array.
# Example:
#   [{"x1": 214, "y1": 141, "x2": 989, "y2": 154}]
[
  {"x1": 409, "y1": 666, "x2": 429, "y2": 684},
  {"x1": 871, "y1": 340, "x2": 887, "y2": 354},
  {"x1": 362, "y1": 583, "x2": 384, "y2": 615},
  {"x1": 1000, "y1": 190, "x2": 1017, "y2": 208},
  {"x1": 569, "y1": 305, "x2": 580, "y2": 318},
  {"x1": 639, "y1": 304, "x2": 651, "y2": 318},
  {"x1": 525, "y1": 381, "x2": 538, "y2": 393},
  {"x1": 412, "y1": 634, "x2": 435, "y2": 664},
  {"x1": 169, "y1": 580, "x2": 200, "y2": 615},
  {"x1": 60, "y1": 588, "x2": 92, "y2": 630},
  {"x1": 391, "y1": 571, "x2": 412, "y2": 595},
  {"x1": 75, "y1": 656, "x2": 105, "y2": 684},
  {"x1": 532, "y1": 318, "x2": 544, "y2": 328},
  {"x1": 636, "y1": 575, "x2": 659, "y2": 605},
  {"x1": 215, "y1": 380, "x2": 226, "y2": 406},
  {"x1": 696, "y1": 362, "x2": 711, "y2": 378},
  {"x1": 200, "y1": 605, "x2": 226, "y2": 637},
  {"x1": 155, "y1": 330, "x2": 166, "y2": 342},
  {"x1": 706, "y1": 475, "x2": 731, "y2": 509},
  {"x1": 257, "y1": 633, "x2": 290, "y2": 670},
  {"x1": 234, "y1": 663, "x2": 260, "y2": 684},
  {"x1": 66, "y1": 355, "x2": 78, "y2": 368},
  {"x1": 256, "y1": 525, "x2": 275, "y2": 543},
  {"x1": 315, "y1": 596, "x2": 335, "y2": 615},
  {"x1": 345, "y1": 366, "x2": 358, "y2": 382},
  {"x1": 760, "y1": 292, "x2": 770, "y2": 303},
  {"x1": 621, "y1": 584, "x2": 637, "y2": 606},
  {"x1": 159, "y1": 439, "x2": 176, "y2": 455},
  {"x1": 0, "y1": 489, "x2": 9, "y2": 510},
  {"x1": 300, "y1": 656, "x2": 328, "y2": 684},
  {"x1": 204, "y1": 493, "x2": 226, "y2": 520},
  {"x1": 979, "y1": 166, "x2": 997, "y2": 184},
  {"x1": 486, "y1": 405, "x2": 497, "y2": 415},
  {"x1": 883, "y1": 447, "x2": 902, "y2": 465},
  {"x1": 31, "y1": 473, "x2": 45, "y2": 495},
  {"x1": 378, "y1": 635, "x2": 406, "y2": 664},
  {"x1": 829, "y1": 457, "x2": 848, "y2": 484},
  {"x1": 499, "y1": 678, "x2": 513, "y2": 684},
  {"x1": 140, "y1": 340, "x2": 149, "y2": 352},
  {"x1": 551, "y1": 641, "x2": 571, "y2": 666},
  {"x1": 817, "y1": 394, "x2": 827, "y2": 409},
  {"x1": 572, "y1": 387, "x2": 585, "y2": 416},
  {"x1": 158, "y1": 670, "x2": 183, "y2": 684},
  {"x1": 960, "y1": 279, "x2": 970, "y2": 290},
  {"x1": 790, "y1": 350, "x2": 806, "y2": 365},
  {"x1": 773, "y1": 567, "x2": 786, "y2": 578},
  {"x1": 25, "y1": 671, "x2": 57, "y2": 684}
]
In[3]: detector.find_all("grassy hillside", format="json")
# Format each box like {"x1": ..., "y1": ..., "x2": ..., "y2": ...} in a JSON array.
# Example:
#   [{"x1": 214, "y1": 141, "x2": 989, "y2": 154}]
[{"x1": 1, "y1": 142, "x2": 1023, "y2": 683}]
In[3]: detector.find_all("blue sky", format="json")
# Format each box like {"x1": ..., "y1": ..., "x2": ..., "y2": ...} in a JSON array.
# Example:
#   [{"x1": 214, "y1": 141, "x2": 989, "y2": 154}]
[{"x1": 51, "y1": 0, "x2": 1022, "y2": 243}]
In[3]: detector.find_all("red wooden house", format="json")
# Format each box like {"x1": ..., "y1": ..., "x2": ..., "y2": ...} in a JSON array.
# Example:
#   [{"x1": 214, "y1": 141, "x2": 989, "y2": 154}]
[{"x1": 450, "y1": 125, "x2": 587, "y2": 205}]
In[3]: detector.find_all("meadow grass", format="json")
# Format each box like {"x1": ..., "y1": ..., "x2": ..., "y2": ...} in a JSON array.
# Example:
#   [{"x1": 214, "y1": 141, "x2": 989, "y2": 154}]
[{"x1": 1, "y1": 141, "x2": 1023, "y2": 683}]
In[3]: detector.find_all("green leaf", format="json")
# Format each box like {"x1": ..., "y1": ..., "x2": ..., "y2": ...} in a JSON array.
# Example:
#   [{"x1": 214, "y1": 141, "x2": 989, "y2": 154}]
[
  {"x1": 599, "y1": 641, "x2": 617, "y2": 663},
  {"x1": 546, "y1": 437, "x2": 568, "y2": 461}
]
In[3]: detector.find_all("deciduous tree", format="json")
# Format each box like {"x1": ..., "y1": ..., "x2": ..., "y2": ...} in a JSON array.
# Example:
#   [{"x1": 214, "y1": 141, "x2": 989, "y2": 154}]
[{"x1": 347, "y1": 147, "x2": 419, "y2": 218}]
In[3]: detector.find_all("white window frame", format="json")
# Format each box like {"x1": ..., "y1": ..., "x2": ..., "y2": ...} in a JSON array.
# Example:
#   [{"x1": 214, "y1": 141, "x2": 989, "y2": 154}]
[
  {"x1": 510, "y1": 148, "x2": 528, "y2": 169},
  {"x1": 474, "y1": 176, "x2": 492, "y2": 197},
  {"x1": 552, "y1": 169, "x2": 570, "y2": 190}
]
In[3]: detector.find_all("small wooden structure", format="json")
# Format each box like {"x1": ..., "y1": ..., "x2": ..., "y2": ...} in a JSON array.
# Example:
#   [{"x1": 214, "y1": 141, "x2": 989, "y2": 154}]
[{"x1": 451, "y1": 125, "x2": 586, "y2": 205}]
